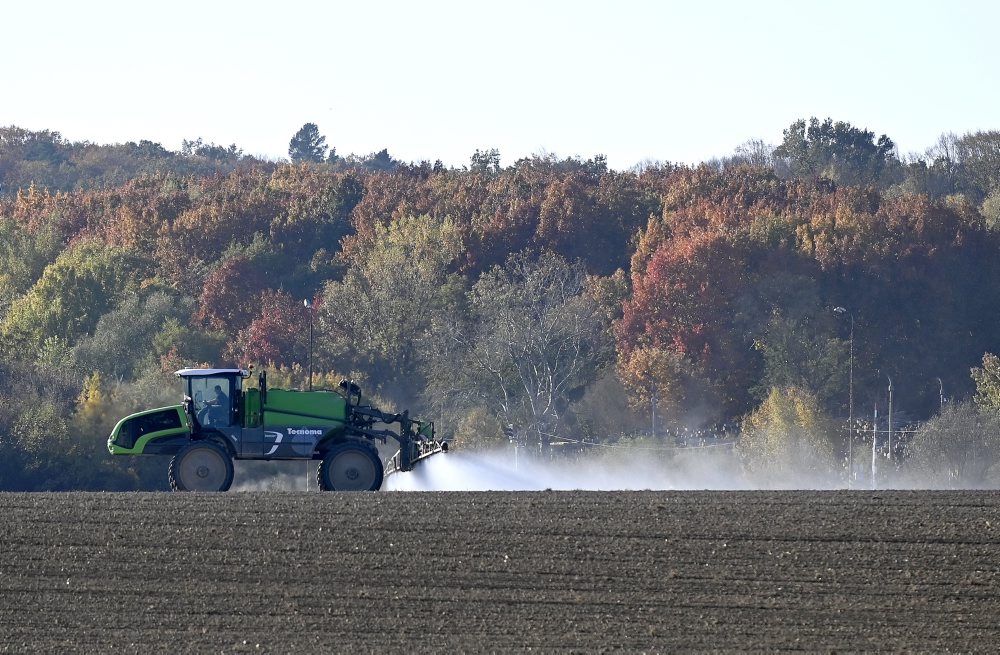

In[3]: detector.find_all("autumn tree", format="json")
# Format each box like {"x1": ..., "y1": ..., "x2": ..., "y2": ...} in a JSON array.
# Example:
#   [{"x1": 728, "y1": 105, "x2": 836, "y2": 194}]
[
  {"x1": 616, "y1": 344, "x2": 689, "y2": 432},
  {"x1": 739, "y1": 386, "x2": 840, "y2": 488},
  {"x1": 193, "y1": 255, "x2": 270, "y2": 337},
  {"x1": 535, "y1": 170, "x2": 658, "y2": 276},
  {"x1": 897, "y1": 133, "x2": 966, "y2": 198},
  {"x1": 971, "y1": 352, "x2": 1000, "y2": 414},
  {"x1": 343, "y1": 169, "x2": 433, "y2": 262},
  {"x1": 157, "y1": 168, "x2": 280, "y2": 274},
  {"x1": 913, "y1": 130, "x2": 1000, "y2": 202},
  {"x1": 266, "y1": 165, "x2": 363, "y2": 293},
  {"x1": 227, "y1": 290, "x2": 309, "y2": 368},
  {"x1": 617, "y1": 228, "x2": 757, "y2": 420},
  {"x1": 811, "y1": 192, "x2": 1000, "y2": 412},
  {"x1": 981, "y1": 190, "x2": 1000, "y2": 230}
]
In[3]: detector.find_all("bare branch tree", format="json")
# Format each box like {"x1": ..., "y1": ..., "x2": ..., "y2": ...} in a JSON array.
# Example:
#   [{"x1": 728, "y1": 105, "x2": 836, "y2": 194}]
[{"x1": 461, "y1": 251, "x2": 610, "y2": 449}]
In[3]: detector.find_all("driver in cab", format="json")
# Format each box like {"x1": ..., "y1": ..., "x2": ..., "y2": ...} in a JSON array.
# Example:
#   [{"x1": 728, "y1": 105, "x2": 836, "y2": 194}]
[{"x1": 202, "y1": 384, "x2": 230, "y2": 425}]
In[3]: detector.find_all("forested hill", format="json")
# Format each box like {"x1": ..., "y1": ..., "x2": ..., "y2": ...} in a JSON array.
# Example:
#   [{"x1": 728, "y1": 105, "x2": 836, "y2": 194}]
[{"x1": 2, "y1": 119, "x2": 1000, "y2": 491}]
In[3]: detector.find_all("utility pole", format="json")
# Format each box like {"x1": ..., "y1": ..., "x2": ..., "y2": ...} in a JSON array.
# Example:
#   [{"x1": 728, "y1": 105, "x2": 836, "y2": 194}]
[
  {"x1": 834, "y1": 307, "x2": 854, "y2": 487},
  {"x1": 303, "y1": 298, "x2": 314, "y2": 391},
  {"x1": 872, "y1": 404, "x2": 878, "y2": 491},
  {"x1": 650, "y1": 383, "x2": 657, "y2": 439},
  {"x1": 303, "y1": 297, "x2": 315, "y2": 490},
  {"x1": 886, "y1": 374, "x2": 893, "y2": 463}
]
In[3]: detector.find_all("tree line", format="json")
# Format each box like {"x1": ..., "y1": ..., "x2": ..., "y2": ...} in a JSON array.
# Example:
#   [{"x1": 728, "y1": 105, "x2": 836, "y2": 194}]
[{"x1": 2, "y1": 118, "x2": 1000, "y2": 490}]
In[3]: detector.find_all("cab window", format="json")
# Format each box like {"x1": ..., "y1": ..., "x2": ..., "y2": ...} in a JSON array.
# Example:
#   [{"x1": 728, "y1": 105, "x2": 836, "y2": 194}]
[{"x1": 190, "y1": 376, "x2": 235, "y2": 427}]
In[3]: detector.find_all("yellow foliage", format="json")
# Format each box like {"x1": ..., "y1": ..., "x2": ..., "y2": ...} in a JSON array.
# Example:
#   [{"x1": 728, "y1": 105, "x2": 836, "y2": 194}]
[
  {"x1": 740, "y1": 386, "x2": 839, "y2": 485},
  {"x1": 72, "y1": 372, "x2": 114, "y2": 440},
  {"x1": 617, "y1": 344, "x2": 686, "y2": 415}
]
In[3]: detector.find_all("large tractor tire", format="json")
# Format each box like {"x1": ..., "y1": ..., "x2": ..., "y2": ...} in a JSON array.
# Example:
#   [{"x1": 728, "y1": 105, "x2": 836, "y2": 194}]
[
  {"x1": 317, "y1": 441, "x2": 384, "y2": 491},
  {"x1": 168, "y1": 441, "x2": 234, "y2": 492}
]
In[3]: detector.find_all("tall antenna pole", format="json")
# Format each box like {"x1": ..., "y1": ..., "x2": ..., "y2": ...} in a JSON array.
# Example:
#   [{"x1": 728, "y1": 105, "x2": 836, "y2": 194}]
[
  {"x1": 872, "y1": 404, "x2": 878, "y2": 491},
  {"x1": 304, "y1": 298, "x2": 314, "y2": 391},
  {"x1": 834, "y1": 307, "x2": 854, "y2": 487},
  {"x1": 886, "y1": 374, "x2": 893, "y2": 464}
]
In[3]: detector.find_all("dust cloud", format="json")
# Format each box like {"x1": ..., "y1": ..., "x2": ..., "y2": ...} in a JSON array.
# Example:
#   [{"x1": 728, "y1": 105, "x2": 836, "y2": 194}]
[{"x1": 231, "y1": 460, "x2": 313, "y2": 492}]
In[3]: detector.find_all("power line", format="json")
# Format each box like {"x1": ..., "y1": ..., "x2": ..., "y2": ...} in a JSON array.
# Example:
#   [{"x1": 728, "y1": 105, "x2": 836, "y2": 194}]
[{"x1": 549, "y1": 434, "x2": 737, "y2": 452}]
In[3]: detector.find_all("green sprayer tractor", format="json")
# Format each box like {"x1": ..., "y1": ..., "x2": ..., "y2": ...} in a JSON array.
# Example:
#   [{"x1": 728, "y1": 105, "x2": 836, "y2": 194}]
[{"x1": 108, "y1": 368, "x2": 447, "y2": 491}]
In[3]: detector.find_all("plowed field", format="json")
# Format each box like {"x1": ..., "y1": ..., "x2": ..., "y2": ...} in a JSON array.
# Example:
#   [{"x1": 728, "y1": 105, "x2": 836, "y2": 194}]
[{"x1": 2, "y1": 491, "x2": 999, "y2": 652}]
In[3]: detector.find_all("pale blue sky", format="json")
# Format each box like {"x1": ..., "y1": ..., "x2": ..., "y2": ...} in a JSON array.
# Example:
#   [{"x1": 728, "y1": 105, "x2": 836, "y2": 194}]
[{"x1": 4, "y1": 0, "x2": 997, "y2": 170}]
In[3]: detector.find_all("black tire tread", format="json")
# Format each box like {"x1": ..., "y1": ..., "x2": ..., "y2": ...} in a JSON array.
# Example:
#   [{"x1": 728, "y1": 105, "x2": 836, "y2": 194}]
[
  {"x1": 168, "y1": 441, "x2": 235, "y2": 492},
  {"x1": 317, "y1": 440, "x2": 383, "y2": 492}
]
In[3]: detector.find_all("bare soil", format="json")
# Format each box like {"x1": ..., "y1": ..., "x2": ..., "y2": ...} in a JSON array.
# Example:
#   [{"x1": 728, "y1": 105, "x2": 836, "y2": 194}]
[{"x1": 1, "y1": 491, "x2": 999, "y2": 653}]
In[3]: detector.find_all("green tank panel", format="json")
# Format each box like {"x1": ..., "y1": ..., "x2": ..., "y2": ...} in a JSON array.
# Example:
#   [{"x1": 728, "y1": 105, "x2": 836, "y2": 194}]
[
  {"x1": 262, "y1": 389, "x2": 348, "y2": 432},
  {"x1": 244, "y1": 388, "x2": 262, "y2": 427}
]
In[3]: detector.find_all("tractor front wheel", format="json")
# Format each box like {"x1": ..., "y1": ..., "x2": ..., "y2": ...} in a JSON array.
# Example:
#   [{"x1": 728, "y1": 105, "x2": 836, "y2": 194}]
[
  {"x1": 317, "y1": 441, "x2": 384, "y2": 491},
  {"x1": 168, "y1": 441, "x2": 234, "y2": 492}
]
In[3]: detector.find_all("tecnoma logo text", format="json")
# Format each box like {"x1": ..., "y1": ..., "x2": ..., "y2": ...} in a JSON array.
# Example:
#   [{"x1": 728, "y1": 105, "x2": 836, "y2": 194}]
[{"x1": 287, "y1": 428, "x2": 324, "y2": 436}]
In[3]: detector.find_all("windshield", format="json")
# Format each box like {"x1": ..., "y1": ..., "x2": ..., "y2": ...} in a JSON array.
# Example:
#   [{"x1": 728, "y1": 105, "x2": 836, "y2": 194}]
[{"x1": 187, "y1": 375, "x2": 238, "y2": 427}]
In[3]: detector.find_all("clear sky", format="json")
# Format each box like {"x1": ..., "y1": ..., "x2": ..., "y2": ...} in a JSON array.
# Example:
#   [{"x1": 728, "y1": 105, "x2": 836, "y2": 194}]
[{"x1": 4, "y1": 0, "x2": 997, "y2": 170}]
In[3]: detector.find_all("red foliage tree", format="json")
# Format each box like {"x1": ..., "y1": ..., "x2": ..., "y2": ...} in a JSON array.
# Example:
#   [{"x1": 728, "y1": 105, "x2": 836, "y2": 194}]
[
  {"x1": 193, "y1": 256, "x2": 270, "y2": 336},
  {"x1": 618, "y1": 228, "x2": 758, "y2": 416},
  {"x1": 227, "y1": 290, "x2": 311, "y2": 367}
]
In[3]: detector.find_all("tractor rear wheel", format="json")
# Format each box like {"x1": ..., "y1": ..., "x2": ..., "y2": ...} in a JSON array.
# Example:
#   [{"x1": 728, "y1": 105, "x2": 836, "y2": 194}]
[
  {"x1": 317, "y1": 441, "x2": 384, "y2": 491},
  {"x1": 169, "y1": 441, "x2": 234, "y2": 492}
]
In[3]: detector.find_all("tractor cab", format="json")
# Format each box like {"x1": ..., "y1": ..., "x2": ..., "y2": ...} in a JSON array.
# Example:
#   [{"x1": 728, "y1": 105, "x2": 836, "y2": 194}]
[{"x1": 176, "y1": 368, "x2": 251, "y2": 430}]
